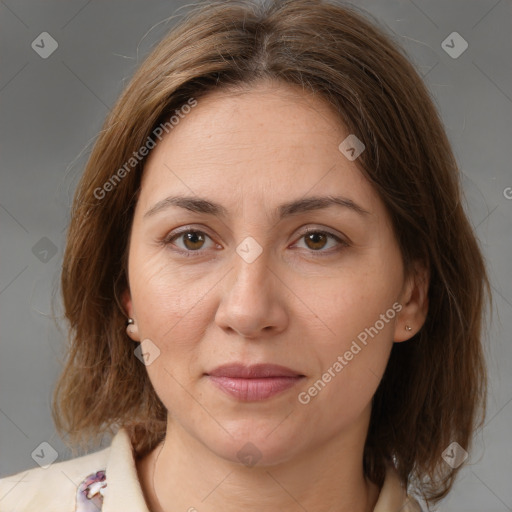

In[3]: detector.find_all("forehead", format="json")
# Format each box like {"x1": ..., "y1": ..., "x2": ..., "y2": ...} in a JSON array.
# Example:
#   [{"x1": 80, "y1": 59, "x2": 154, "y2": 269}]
[{"x1": 137, "y1": 81, "x2": 381, "y2": 218}]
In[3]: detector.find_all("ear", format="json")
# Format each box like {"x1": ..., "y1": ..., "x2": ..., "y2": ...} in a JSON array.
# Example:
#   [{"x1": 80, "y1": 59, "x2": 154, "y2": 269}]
[
  {"x1": 393, "y1": 260, "x2": 430, "y2": 342},
  {"x1": 122, "y1": 288, "x2": 134, "y2": 318},
  {"x1": 122, "y1": 288, "x2": 140, "y2": 342}
]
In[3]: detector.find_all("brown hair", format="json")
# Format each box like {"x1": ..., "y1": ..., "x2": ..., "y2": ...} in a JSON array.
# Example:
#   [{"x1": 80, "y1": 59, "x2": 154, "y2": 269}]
[{"x1": 52, "y1": 0, "x2": 492, "y2": 507}]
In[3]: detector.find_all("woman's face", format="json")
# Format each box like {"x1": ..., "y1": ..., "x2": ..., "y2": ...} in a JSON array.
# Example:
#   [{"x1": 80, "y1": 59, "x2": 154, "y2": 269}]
[{"x1": 123, "y1": 80, "x2": 424, "y2": 466}]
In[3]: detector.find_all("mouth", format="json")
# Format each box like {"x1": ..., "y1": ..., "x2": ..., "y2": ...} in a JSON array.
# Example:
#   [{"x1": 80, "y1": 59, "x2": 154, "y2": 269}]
[{"x1": 205, "y1": 363, "x2": 306, "y2": 401}]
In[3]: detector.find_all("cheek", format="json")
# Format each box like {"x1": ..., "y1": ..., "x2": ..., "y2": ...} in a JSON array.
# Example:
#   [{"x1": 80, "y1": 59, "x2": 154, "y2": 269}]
[
  {"x1": 131, "y1": 245, "x2": 205, "y2": 317},
  {"x1": 297, "y1": 323, "x2": 393, "y2": 432},
  {"x1": 305, "y1": 261, "x2": 399, "y2": 348},
  {"x1": 129, "y1": 260, "x2": 215, "y2": 409},
  {"x1": 129, "y1": 249, "x2": 217, "y2": 359},
  {"x1": 297, "y1": 265, "x2": 398, "y2": 413}
]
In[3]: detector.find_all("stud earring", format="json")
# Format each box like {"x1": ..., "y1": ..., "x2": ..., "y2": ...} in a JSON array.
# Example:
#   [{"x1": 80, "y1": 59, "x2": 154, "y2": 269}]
[{"x1": 405, "y1": 325, "x2": 412, "y2": 331}]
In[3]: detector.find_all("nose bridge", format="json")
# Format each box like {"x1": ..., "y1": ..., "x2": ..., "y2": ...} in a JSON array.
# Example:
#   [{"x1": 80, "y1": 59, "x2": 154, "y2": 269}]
[
  {"x1": 230, "y1": 241, "x2": 272, "y2": 301},
  {"x1": 214, "y1": 239, "x2": 286, "y2": 337}
]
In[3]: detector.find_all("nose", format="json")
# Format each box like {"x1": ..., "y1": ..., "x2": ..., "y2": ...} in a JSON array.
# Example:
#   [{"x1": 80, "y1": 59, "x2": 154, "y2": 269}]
[{"x1": 214, "y1": 249, "x2": 288, "y2": 339}]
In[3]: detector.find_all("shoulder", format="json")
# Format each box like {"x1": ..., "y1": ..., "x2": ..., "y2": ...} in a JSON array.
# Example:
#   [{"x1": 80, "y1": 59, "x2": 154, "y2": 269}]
[{"x1": 0, "y1": 444, "x2": 110, "y2": 512}]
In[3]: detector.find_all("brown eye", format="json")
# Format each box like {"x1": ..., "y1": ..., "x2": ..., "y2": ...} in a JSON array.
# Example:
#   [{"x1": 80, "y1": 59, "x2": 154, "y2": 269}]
[
  {"x1": 294, "y1": 229, "x2": 348, "y2": 256},
  {"x1": 181, "y1": 231, "x2": 206, "y2": 250},
  {"x1": 164, "y1": 229, "x2": 215, "y2": 254},
  {"x1": 304, "y1": 232, "x2": 329, "y2": 251}
]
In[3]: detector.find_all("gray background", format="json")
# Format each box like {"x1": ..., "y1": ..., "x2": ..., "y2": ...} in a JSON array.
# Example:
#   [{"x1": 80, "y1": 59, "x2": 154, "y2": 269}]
[{"x1": 0, "y1": 0, "x2": 511, "y2": 510}]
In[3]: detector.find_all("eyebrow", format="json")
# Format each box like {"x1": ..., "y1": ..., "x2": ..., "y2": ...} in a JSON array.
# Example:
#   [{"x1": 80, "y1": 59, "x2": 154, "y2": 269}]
[{"x1": 143, "y1": 194, "x2": 371, "y2": 220}]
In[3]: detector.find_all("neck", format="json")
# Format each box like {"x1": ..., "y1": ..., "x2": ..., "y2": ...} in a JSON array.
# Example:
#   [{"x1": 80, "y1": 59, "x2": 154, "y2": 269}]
[{"x1": 137, "y1": 410, "x2": 380, "y2": 512}]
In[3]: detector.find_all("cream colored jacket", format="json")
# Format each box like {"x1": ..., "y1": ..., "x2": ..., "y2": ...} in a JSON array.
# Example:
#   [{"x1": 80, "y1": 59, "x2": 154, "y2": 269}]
[{"x1": 0, "y1": 428, "x2": 423, "y2": 511}]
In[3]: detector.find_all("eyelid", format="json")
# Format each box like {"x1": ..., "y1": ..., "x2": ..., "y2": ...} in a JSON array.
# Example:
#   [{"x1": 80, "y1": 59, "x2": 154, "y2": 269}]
[{"x1": 298, "y1": 226, "x2": 344, "y2": 238}]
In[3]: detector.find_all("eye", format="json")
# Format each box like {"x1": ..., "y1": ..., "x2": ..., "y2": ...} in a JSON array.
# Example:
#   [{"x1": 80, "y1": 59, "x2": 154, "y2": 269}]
[
  {"x1": 161, "y1": 227, "x2": 349, "y2": 258},
  {"x1": 292, "y1": 228, "x2": 348, "y2": 255},
  {"x1": 163, "y1": 229, "x2": 217, "y2": 255}
]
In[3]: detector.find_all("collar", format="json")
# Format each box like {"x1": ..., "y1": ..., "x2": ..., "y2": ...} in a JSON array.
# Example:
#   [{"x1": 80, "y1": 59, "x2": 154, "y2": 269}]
[
  {"x1": 100, "y1": 428, "x2": 149, "y2": 511},
  {"x1": 95, "y1": 428, "x2": 421, "y2": 511}
]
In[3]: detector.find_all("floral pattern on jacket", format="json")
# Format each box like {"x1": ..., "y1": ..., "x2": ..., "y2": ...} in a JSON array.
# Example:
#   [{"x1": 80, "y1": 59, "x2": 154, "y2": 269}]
[{"x1": 75, "y1": 470, "x2": 107, "y2": 511}]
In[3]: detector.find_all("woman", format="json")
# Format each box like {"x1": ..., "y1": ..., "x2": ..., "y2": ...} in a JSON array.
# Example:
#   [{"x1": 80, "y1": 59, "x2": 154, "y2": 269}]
[{"x1": 0, "y1": 0, "x2": 491, "y2": 511}]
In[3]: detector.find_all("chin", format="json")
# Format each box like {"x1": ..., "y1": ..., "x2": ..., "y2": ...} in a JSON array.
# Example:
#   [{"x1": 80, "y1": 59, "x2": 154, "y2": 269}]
[{"x1": 202, "y1": 422, "x2": 305, "y2": 468}]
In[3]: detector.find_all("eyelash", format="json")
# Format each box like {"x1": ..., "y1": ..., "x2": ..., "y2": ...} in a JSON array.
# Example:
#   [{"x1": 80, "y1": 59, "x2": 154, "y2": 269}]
[{"x1": 160, "y1": 227, "x2": 349, "y2": 258}]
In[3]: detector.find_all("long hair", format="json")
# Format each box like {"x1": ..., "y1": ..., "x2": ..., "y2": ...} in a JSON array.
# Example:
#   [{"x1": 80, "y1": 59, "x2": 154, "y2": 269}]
[{"x1": 52, "y1": 0, "x2": 492, "y2": 506}]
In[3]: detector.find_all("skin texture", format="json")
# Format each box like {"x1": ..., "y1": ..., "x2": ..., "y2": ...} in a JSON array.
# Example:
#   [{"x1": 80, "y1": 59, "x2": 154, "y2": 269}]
[{"x1": 123, "y1": 79, "x2": 429, "y2": 512}]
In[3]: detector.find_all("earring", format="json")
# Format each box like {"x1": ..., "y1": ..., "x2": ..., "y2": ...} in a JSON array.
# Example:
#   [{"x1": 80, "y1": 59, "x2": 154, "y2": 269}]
[
  {"x1": 126, "y1": 318, "x2": 135, "y2": 335},
  {"x1": 405, "y1": 325, "x2": 412, "y2": 331}
]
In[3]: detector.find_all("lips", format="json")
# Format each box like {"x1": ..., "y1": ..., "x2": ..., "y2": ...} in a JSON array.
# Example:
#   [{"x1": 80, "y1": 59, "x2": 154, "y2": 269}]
[{"x1": 205, "y1": 363, "x2": 305, "y2": 401}]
